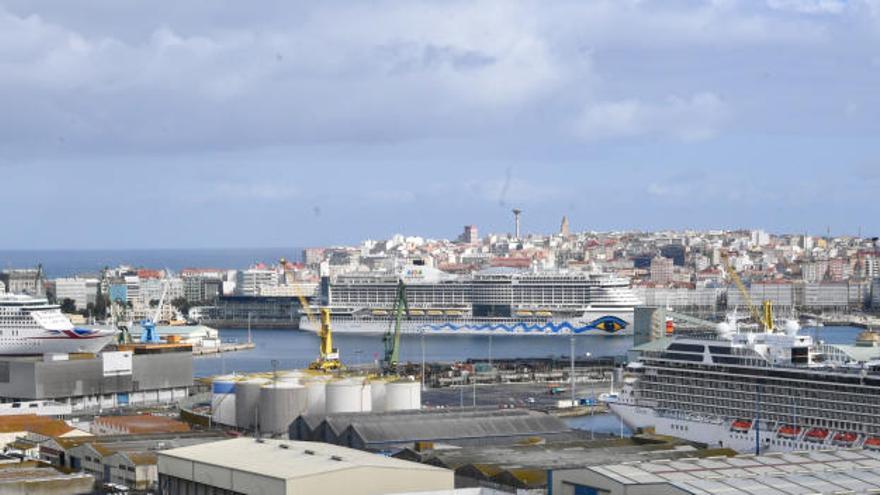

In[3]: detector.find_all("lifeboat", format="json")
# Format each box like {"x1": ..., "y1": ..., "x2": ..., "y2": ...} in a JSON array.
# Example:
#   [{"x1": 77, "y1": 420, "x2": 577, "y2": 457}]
[
  {"x1": 805, "y1": 428, "x2": 829, "y2": 442},
  {"x1": 408, "y1": 309, "x2": 425, "y2": 316},
  {"x1": 864, "y1": 437, "x2": 880, "y2": 450},
  {"x1": 777, "y1": 425, "x2": 801, "y2": 439},
  {"x1": 535, "y1": 311, "x2": 553, "y2": 317},
  {"x1": 444, "y1": 310, "x2": 463, "y2": 316},
  {"x1": 371, "y1": 310, "x2": 389, "y2": 316},
  {"x1": 832, "y1": 432, "x2": 859, "y2": 447},
  {"x1": 515, "y1": 310, "x2": 534, "y2": 317},
  {"x1": 427, "y1": 310, "x2": 444, "y2": 316},
  {"x1": 730, "y1": 419, "x2": 752, "y2": 433}
]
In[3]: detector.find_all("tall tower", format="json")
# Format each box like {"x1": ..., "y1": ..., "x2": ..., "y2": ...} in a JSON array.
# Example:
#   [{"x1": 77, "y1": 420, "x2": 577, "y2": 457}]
[
  {"x1": 560, "y1": 216, "x2": 570, "y2": 237},
  {"x1": 512, "y1": 208, "x2": 522, "y2": 239}
]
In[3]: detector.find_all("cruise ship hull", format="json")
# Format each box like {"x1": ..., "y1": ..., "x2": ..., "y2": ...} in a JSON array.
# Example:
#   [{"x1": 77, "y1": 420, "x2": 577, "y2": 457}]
[
  {"x1": 20, "y1": 327, "x2": 118, "y2": 355},
  {"x1": 608, "y1": 402, "x2": 869, "y2": 454},
  {"x1": 0, "y1": 294, "x2": 117, "y2": 355},
  {"x1": 300, "y1": 310, "x2": 633, "y2": 335}
]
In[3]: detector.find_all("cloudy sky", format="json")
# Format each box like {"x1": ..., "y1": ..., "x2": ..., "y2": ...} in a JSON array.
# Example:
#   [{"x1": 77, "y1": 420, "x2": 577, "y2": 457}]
[{"x1": 1, "y1": 0, "x2": 879, "y2": 249}]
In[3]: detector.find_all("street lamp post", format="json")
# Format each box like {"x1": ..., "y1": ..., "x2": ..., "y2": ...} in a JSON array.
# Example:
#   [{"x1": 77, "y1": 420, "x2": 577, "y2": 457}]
[{"x1": 570, "y1": 333, "x2": 576, "y2": 408}]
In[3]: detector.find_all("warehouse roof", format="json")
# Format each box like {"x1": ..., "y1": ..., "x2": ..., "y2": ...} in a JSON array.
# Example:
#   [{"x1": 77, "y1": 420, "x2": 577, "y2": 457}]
[
  {"x1": 159, "y1": 437, "x2": 447, "y2": 480},
  {"x1": 95, "y1": 414, "x2": 190, "y2": 434},
  {"x1": 347, "y1": 410, "x2": 571, "y2": 445},
  {"x1": 588, "y1": 449, "x2": 880, "y2": 495}
]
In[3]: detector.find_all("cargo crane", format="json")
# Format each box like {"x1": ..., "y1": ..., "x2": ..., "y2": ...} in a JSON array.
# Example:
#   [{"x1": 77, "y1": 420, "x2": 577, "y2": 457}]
[
  {"x1": 140, "y1": 275, "x2": 169, "y2": 344},
  {"x1": 722, "y1": 252, "x2": 774, "y2": 332},
  {"x1": 279, "y1": 258, "x2": 316, "y2": 326},
  {"x1": 382, "y1": 280, "x2": 409, "y2": 374},
  {"x1": 308, "y1": 308, "x2": 343, "y2": 371}
]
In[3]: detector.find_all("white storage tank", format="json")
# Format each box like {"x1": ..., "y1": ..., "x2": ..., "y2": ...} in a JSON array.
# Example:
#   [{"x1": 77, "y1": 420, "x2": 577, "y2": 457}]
[
  {"x1": 235, "y1": 377, "x2": 270, "y2": 430},
  {"x1": 211, "y1": 375, "x2": 238, "y2": 426},
  {"x1": 385, "y1": 380, "x2": 421, "y2": 411},
  {"x1": 304, "y1": 380, "x2": 327, "y2": 415},
  {"x1": 325, "y1": 379, "x2": 372, "y2": 414},
  {"x1": 258, "y1": 382, "x2": 308, "y2": 435},
  {"x1": 370, "y1": 379, "x2": 388, "y2": 413}
]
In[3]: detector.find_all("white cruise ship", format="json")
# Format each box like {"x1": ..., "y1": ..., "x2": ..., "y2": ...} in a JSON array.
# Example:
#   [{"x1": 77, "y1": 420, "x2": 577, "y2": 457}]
[
  {"x1": 0, "y1": 294, "x2": 117, "y2": 355},
  {"x1": 300, "y1": 268, "x2": 641, "y2": 336},
  {"x1": 609, "y1": 324, "x2": 880, "y2": 454}
]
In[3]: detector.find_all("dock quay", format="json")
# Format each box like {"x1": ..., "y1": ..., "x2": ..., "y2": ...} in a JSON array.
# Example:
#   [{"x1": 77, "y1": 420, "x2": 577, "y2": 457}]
[{"x1": 192, "y1": 342, "x2": 255, "y2": 356}]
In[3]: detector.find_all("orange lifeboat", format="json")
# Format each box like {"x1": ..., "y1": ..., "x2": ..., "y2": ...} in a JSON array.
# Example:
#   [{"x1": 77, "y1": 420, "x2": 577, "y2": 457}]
[
  {"x1": 731, "y1": 419, "x2": 752, "y2": 433},
  {"x1": 805, "y1": 428, "x2": 829, "y2": 442},
  {"x1": 833, "y1": 432, "x2": 859, "y2": 446},
  {"x1": 777, "y1": 425, "x2": 801, "y2": 439},
  {"x1": 864, "y1": 437, "x2": 880, "y2": 450}
]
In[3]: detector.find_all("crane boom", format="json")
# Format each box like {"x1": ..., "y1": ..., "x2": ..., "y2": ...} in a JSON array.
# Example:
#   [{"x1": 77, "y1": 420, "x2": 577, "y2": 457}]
[
  {"x1": 722, "y1": 253, "x2": 768, "y2": 331},
  {"x1": 383, "y1": 280, "x2": 409, "y2": 373},
  {"x1": 280, "y1": 258, "x2": 315, "y2": 325}
]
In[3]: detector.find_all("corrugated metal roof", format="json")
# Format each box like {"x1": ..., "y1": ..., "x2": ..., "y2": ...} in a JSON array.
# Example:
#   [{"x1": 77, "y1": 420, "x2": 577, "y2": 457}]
[
  {"x1": 583, "y1": 449, "x2": 880, "y2": 494},
  {"x1": 158, "y1": 437, "x2": 448, "y2": 480},
  {"x1": 346, "y1": 410, "x2": 570, "y2": 445}
]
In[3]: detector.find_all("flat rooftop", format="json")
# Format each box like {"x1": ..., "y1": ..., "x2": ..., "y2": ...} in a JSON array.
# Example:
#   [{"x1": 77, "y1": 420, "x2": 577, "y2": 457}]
[
  {"x1": 590, "y1": 449, "x2": 880, "y2": 495},
  {"x1": 160, "y1": 437, "x2": 447, "y2": 481}
]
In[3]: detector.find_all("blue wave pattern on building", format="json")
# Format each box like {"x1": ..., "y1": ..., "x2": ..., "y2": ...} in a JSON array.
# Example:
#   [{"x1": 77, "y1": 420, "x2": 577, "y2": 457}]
[{"x1": 418, "y1": 315, "x2": 628, "y2": 334}]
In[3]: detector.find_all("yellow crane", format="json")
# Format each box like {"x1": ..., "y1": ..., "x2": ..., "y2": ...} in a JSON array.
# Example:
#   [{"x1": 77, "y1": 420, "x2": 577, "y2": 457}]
[
  {"x1": 278, "y1": 258, "x2": 341, "y2": 371},
  {"x1": 279, "y1": 258, "x2": 316, "y2": 325},
  {"x1": 309, "y1": 308, "x2": 342, "y2": 371},
  {"x1": 722, "y1": 252, "x2": 774, "y2": 331}
]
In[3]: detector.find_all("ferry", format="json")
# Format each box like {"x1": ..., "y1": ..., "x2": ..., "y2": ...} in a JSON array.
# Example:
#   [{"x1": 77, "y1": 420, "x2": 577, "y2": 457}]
[{"x1": 0, "y1": 294, "x2": 116, "y2": 355}]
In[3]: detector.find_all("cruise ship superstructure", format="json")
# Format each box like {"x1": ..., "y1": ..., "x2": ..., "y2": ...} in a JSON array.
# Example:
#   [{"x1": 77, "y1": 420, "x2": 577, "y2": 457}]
[
  {"x1": 609, "y1": 324, "x2": 880, "y2": 453},
  {"x1": 0, "y1": 294, "x2": 117, "y2": 355},
  {"x1": 301, "y1": 267, "x2": 641, "y2": 335}
]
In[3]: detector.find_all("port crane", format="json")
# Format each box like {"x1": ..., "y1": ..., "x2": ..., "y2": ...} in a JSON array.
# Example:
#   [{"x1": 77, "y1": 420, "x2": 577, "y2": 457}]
[
  {"x1": 721, "y1": 252, "x2": 774, "y2": 331},
  {"x1": 308, "y1": 308, "x2": 343, "y2": 371},
  {"x1": 278, "y1": 259, "x2": 341, "y2": 371},
  {"x1": 279, "y1": 258, "x2": 316, "y2": 326},
  {"x1": 382, "y1": 280, "x2": 410, "y2": 374},
  {"x1": 140, "y1": 275, "x2": 169, "y2": 344}
]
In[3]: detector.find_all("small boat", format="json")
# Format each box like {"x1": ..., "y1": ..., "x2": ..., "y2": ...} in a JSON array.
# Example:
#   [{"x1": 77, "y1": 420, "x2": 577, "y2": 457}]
[
  {"x1": 777, "y1": 425, "x2": 801, "y2": 439},
  {"x1": 731, "y1": 419, "x2": 752, "y2": 433},
  {"x1": 864, "y1": 437, "x2": 880, "y2": 450},
  {"x1": 832, "y1": 431, "x2": 859, "y2": 447},
  {"x1": 805, "y1": 428, "x2": 829, "y2": 442}
]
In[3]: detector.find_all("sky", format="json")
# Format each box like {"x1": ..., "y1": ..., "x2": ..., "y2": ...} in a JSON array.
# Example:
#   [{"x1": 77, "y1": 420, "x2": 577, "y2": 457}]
[{"x1": 1, "y1": 0, "x2": 879, "y2": 249}]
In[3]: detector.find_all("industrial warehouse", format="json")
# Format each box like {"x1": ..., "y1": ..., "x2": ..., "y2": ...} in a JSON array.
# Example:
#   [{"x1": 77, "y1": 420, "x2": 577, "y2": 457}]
[
  {"x1": 157, "y1": 437, "x2": 454, "y2": 495},
  {"x1": 0, "y1": 349, "x2": 193, "y2": 413}
]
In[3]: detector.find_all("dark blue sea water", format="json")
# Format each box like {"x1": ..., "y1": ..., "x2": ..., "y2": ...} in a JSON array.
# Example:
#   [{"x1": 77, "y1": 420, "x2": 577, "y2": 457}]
[
  {"x1": 0, "y1": 248, "x2": 303, "y2": 278},
  {"x1": 194, "y1": 330, "x2": 634, "y2": 377},
  {"x1": 193, "y1": 326, "x2": 862, "y2": 377}
]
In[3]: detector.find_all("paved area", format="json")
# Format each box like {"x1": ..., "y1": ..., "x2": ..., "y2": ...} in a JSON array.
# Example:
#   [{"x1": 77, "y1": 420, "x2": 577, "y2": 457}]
[{"x1": 423, "y1": 380, "x2": 612, "y2": 409}]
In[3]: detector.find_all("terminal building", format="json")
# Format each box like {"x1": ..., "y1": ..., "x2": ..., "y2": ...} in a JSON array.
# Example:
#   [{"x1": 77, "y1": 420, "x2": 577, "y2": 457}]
[{"x1": 0, "y1": 349, "x2": 193, "y2": 413}]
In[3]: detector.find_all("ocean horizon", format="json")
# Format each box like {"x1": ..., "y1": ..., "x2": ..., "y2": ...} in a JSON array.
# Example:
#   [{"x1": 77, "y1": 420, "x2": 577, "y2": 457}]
[{"x1": 0, "y1": 247, "x2": 304, "y2": 278}]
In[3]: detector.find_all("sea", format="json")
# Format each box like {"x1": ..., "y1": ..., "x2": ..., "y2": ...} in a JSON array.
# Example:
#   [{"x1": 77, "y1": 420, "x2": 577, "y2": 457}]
[{"x1": 0, "y1": 248, "x2": 302, "y2": 278}]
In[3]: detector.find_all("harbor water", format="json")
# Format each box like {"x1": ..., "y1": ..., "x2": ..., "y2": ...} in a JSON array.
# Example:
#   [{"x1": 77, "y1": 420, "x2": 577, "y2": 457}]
[
  {"x1": 194, "y1": 330, "x2": 634, "y2": 377},
  {"x1": 193, "y1": 326, "x2": 862, "y2": 377}
]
